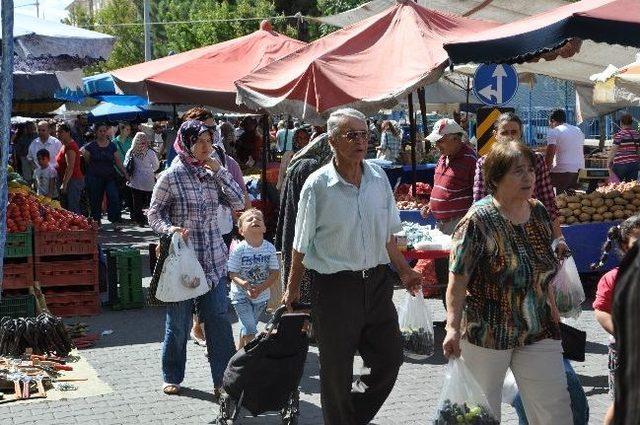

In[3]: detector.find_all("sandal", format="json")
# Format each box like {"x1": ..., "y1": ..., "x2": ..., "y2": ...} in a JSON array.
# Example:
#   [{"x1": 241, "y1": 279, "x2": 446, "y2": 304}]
[
  {"x1": 190, "y1": 330, "x2": 206, "y2": 347},
  {"x1": 162, "y1": 383, "x2": 180, "y2": 395}
]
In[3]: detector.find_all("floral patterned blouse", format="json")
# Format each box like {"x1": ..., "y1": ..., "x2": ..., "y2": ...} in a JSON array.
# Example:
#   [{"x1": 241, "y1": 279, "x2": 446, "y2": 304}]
[{"x1": 449, "y1": 196, "x2": 560, "y2": 350}]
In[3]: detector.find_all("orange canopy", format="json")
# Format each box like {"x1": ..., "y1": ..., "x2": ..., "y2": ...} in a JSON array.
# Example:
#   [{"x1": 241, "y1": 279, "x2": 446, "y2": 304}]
[
  {"x1": 235, "y1": 1, "x2": 498, "y2": 121},
  {"x1": 110, "y1": 21, "x2": 306, "y2": 112}
]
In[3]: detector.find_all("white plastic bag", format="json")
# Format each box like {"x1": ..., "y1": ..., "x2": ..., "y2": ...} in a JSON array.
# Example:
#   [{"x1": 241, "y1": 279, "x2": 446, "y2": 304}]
[
  {"x1": 434, "y1": 358, "x2": 499, "y2": 424},
  {"x1": 155, "y1": 232, "x2": 210, "y2": 302},
  {"x1": 551, "y1": 256, "x2": 585, "y2": 319},
  {"x1": 397, "y1": 292, "x2": 434, "y2": 360}
]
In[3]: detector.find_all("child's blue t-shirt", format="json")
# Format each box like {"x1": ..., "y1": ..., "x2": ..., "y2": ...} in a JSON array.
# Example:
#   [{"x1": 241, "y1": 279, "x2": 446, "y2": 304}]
[{"x1": 228, "y1": 240, "x2": 279, "y2": 304}]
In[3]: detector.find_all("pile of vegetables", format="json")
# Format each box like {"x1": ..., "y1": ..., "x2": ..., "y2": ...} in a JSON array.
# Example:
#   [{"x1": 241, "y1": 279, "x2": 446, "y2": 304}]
[
  {"x1": 434, "y1": 400, "x2": 498, "y2": 425},
  {"x1": 395, "y1": 183, "x2": 431, "y2": 211},
  {"x1": 7, "y1": 192, "x2": 94, "y2": 233},
  {"x1": 556, "y1": 181, "x2": 640, "y2": 224}
]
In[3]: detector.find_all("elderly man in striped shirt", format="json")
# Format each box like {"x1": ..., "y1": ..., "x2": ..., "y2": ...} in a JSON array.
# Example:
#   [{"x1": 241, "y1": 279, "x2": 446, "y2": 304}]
[
  {"x1": 421, "y1": 118, "x2": 477, "y2": 301},
  {"x1": 283, "y1": 108, "x2": 422, "y2": 425}
]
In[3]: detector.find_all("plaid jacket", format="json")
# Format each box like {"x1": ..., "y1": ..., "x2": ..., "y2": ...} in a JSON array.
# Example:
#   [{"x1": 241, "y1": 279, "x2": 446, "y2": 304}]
[
  {"x1": 473, "y1": 151, "x2": 559, "y2": 221},
  {"x1": 147, "y1": 160, "x2": 245, "y2": 287}
]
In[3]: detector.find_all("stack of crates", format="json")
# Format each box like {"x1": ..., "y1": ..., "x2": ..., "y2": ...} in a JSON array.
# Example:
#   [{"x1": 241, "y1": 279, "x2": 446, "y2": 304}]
[
  {"x1": 2, "y1": 228, "x2": 34, "y2": 292},
  {"x1": 0, "y1": 294, "x2": 36, "y2": 318},
  {"x1": 106, "y1": 247, "x2": 144, "y2": 310},
  {"x1": 33, "y1": 230, "x2": 99, "y2": 317}
]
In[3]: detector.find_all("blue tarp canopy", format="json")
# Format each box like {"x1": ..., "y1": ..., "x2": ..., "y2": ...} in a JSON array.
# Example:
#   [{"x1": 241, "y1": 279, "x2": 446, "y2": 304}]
[
  {"x1": 87, "y1": 102, "x2": 166, "y2": 123},
  {"x1": 83, "y1": 72, "x2": 117, "y2": 97}
]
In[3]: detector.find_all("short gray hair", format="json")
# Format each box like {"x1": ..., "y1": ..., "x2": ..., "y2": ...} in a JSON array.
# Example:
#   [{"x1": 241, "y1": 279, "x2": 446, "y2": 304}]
[{"x1": 326, "y1": 108, "x2": 367, "y2": 138}]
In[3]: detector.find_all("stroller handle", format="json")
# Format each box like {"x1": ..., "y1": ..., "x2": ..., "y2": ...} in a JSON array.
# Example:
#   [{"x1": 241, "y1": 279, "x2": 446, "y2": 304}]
[{"x1": 270, "y1": 302, "x2": 312, "y2": 325}]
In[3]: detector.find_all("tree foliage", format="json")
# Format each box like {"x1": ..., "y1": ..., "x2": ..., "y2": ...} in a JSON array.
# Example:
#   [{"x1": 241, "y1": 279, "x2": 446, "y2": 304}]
[{"x1": 66, "y1": 0, "x2": 370, "y2": 72}]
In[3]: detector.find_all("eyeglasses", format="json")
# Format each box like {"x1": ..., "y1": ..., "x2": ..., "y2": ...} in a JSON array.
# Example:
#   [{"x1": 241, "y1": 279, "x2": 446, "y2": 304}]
[{"x1": 340, "y1": 130, "x2": 369, "y2": 143}]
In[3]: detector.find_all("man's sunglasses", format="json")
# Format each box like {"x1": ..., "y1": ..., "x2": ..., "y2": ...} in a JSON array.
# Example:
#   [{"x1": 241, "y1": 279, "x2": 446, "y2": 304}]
[{"x1": 340, "y1": 130, "x2": 369, "y2": 142}]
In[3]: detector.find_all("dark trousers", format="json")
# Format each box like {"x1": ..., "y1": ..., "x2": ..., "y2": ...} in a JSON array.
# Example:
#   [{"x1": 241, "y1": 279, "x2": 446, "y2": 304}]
[
  {"x1": 86, "y1": 174, "x2": 121, "y2": 223},
  {"x1": 131, "y1": 187, "x2": 152, "y2": 225},
  {"x1": 551, "y1": 172, "x2": 579, "y2": 194},
  {"x1": 311, "y1": 265, "x2": 403, "y2": 425}
]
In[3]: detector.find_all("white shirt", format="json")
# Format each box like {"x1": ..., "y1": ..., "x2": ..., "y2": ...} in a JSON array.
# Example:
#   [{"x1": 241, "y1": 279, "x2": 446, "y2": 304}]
[
  {"x1": 27, "y1": 136, "x2": 62, "y2": 164},
  {"x1": 228, "y1": 240, "x2": 279, "y2": 304},
  {"x1": 33, "y1": 164, "x2": 58, "y2": 198},
  {"x1": 276, "y1": 128, "x2": 294, "y2": 152},
  {"x1": 546, "y1": 123, "x2": 585, "y2": 173},
  {"x1": 126, "y1": 150, "x2": 160, "y2": 192},
  {"x1": 293, "y1": 160, "x2": 402, "y2": 274}
]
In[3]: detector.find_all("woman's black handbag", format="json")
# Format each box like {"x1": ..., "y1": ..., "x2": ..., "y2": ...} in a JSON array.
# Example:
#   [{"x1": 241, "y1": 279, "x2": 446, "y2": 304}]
[
  {"x1": 147, "y1": 234, "x2": 171, "y2": 306},
  {"x1": 560, "y1": 322, "x2": 587, "y2": 362},
  {"x1": 125, "y1": 157, "x2": 135, "y2": 175}
]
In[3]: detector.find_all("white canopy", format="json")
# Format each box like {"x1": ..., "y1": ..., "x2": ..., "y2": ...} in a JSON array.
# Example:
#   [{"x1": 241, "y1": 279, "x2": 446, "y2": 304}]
[{"x1": 0, "y1": 13, "x2": 115, "y2": 60}]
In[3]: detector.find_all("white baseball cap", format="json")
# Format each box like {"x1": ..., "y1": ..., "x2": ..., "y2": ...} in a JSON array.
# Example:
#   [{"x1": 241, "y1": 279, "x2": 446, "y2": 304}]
[{"x1": 426, "y1": 118, "x2": 465, "y2": 142}]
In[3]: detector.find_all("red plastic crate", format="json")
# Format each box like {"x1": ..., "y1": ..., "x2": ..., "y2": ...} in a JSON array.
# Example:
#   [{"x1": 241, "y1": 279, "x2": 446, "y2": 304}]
[
  {"x1": 45, "y1": 291, "x2": 100, "y2": 317},
  {"x1": 34, "y1": 230, "x2": 98, "y2": 257},
  {"x1": 2, "y1": 258, "x2": 34, "y2": 290},
  {"x1": 35, "y1": 258, "x2": 98, "y2": 287}
]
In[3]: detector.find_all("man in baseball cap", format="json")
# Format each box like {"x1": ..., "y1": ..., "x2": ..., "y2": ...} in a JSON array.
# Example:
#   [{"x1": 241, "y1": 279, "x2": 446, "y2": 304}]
[{"x1": 422, "y1": 117, "x2": 478, "y2": 305}]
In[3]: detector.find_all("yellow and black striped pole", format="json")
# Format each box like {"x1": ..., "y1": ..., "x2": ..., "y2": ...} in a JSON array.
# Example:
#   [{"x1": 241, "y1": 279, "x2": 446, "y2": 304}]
[{"x1": 476, "y1": 107, "x2": 514, "y2": 156}]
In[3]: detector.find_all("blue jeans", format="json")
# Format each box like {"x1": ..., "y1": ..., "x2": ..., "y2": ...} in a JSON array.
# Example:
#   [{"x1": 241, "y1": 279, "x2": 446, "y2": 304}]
[
  {"x1": 612, "y1": 162, "x2": 639, "y2": 182},
  {"x1": 232, "y1": 298, "x2": 267, "y2": 336},
  {"x1": 63, "y1": 177, "x2": 85, "y2": 215},
  {"x1": 162, "y1": 279, "x2": 235, "y2": 387},
  {"x1": 513, "y1": 359, "x2": 589, "y2": 425},
  {"x1": 86, "y1": 174, "x2": 121, "y2": 222}
]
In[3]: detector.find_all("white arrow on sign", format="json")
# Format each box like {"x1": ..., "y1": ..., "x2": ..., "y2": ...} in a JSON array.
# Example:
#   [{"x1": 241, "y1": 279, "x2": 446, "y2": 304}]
[{"x1": 478, "y1": 64, "x2": 507, "y2": 104}]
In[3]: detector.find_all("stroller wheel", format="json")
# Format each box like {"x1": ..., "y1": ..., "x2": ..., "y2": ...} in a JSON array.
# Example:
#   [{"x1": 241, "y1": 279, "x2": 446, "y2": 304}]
[
  {"x1": 217, "y1": 393, "x2": 234, "y2": 424},
  {"x1": 281, "y1": 389, "x2": 300, "y2": 425}
]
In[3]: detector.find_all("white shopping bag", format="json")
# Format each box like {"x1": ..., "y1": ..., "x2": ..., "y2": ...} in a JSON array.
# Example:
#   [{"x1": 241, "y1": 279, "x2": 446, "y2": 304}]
[
  {"x1": 155, "y1": 232, "x2": 210, "y2": 302},
  {"x1": 551, "y1": 256, "x2": 585, "y2": 319}
]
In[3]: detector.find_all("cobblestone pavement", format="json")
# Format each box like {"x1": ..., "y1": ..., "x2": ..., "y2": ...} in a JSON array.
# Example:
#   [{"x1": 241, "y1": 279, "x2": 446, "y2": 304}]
[{"x1": 3, "y1": 224, "x2": 611, "y2": 424}]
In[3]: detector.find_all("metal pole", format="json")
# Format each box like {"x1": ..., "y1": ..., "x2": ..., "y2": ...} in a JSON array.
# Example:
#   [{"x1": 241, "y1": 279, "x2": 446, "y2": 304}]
[
  {"x1": 417, "y1": 87, "x2": 429, "y2": 150},
  {"x1": 528, "y1": 85, "x2": 533, "y2": 145},
  {"x1": 465, "y1": 76, "x2": 472, "y2": 140},
  {"x1": 564, "y1": 80, "x2": 569, "y2": 121},
  {"x1": 261, "y1": 114, "x2": 269, "y2": 209},
  {"x1": 1, "y1": 0, "x2": 15, "y2": 296},
  {"x1": 143, "y1": 0, "x2": 152, "y2": 61},
  {"x1": 408, "y1": 93, "x2": 417, "y2": 197}
]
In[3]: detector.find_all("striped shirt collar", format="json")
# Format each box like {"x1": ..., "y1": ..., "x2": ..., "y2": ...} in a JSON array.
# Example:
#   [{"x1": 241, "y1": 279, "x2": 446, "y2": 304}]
[{"x1": 326, "y1": 158, "x2": 382, "y2": 187}]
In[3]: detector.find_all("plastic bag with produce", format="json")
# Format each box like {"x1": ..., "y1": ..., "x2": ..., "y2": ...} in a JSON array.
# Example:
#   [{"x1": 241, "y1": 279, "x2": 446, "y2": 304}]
[
  {"x1": 397, "y1": 292, "x2": 434, "y2": 360},
  {"x1": 434, "y1": 358, "x2": 499, "y2": 424},
  {"x1": 550, "y1": 256, "x2": 584, "y2": 319}
]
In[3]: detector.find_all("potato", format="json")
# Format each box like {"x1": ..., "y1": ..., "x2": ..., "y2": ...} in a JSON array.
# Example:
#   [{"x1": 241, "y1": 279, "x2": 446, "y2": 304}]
[
  {"x1": 610, "y1": 205, "x2": 624, "y2": 212},
  {"x1": 633, "y1": 185, "x2": 640, "y2": 193},
  {"x1": 581, "y1": 206, "x2": 596, "y2": 214},
  {"x1": 596, "y1": 205, "x2": 609, "y2": 214},
  {"x1": 566, "y1": 216, "x2": 577, "y2": 224},
  {"x1": 614, "y1": 197, "x2": 628, "y2": 205},
  {"x1": 627, "y1": 203, "x2": 637, "y2": 211},
  {"x1": 602, "y1": 212, "x2": 614, "y2": 220},
  {"x1": 614, "y1": 210, "x2": 626, "y2": 219},
  {"x1": 622, "y1": 191, "x2": 636, "y2": 200},
  {"x1": 556, "y1": 199, "x2": 567, "y2": 208},
  {"x1": 580, "y1": 199, "x2": 592, "y2": 207},
  {"x1": 558, "y1": 216, "x2": 566, "y2": 224},
  {"x1": 573, "y1": 209, "x2": 582, "y2": 216},
  {"x1": 559, "y1": 208, "x2": 573, "y2": 217},
  {"x1": 624, "y1": 209, "x2": 635, "y2": 217},
  {"x1": 591, "y1": 197, "x2": 604, "y2": 207},
  {"x1": 566, "y1": 196, "x2": 581, "y2": 203},
  {"x1": 632, "y1": 198, "x2": 640, "y2": 207},
  {"x1": 579, "y1": 213, "x2": 591, "y2": 222},
  {"x1": 567, "y1": 202, "x2": 582, "y2": 210},
  {"x1": 605, "y1": 190, "x2": 622, "y2": 199},
  {"x1": 592, "y1": 214, "x2": 604, "y2": 222}
]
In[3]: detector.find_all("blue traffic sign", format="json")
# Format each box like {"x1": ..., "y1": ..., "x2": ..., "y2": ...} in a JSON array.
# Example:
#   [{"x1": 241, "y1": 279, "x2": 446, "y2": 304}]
[{"x1": 473, "y1": 64, "x2": 519, "y2": 106}]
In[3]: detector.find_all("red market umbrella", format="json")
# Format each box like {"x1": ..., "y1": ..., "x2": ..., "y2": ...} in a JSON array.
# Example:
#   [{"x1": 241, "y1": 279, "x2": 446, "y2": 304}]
[
  {"x1": 110, "y1": 21, "x2": 306, "y2": 112},
  {"x1": 235, "y1": 0, "x2": 498, "y2": 120},
  {"x1": 444, "y1": 0, "x2": 640, "y2": 65}
]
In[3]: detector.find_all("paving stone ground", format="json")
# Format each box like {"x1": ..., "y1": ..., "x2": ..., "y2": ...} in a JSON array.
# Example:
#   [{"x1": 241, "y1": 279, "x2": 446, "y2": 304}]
[{"x1": 2, "y1": 224, "x2": 611, "y2": 424}]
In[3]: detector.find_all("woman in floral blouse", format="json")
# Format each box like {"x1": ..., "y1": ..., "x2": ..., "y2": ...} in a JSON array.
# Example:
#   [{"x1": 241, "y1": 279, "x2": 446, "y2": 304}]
[
  {"x1": 442, "y1": 140, "x2": 572, "y2": 424},
  {"x1": 147, "y1": 120, "x2": 245, "y2": 397}
]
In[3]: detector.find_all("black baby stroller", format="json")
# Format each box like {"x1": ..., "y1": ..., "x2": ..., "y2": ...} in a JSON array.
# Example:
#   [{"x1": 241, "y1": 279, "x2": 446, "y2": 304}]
[{"x1": 217, "y1": 303, "x2": 311, "y2": 425}]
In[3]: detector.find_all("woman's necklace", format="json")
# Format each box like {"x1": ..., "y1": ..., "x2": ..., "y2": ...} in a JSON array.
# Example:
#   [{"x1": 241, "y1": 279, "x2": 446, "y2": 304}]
[{"x1": 493, "y1": 197, "x2": 531, "y2": 225}]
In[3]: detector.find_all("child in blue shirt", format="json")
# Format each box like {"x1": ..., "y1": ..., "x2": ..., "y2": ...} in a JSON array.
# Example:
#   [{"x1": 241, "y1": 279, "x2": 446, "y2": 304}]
[{"x1": 228, "y1": 208, "x2": 280, "y2": 349}]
